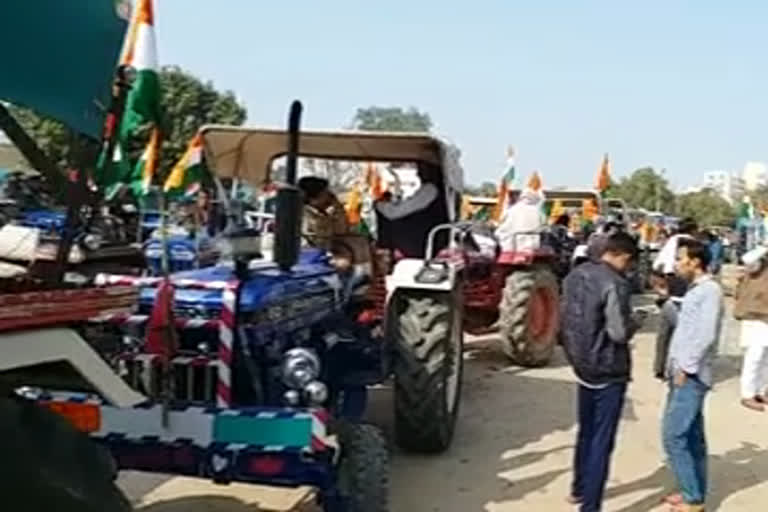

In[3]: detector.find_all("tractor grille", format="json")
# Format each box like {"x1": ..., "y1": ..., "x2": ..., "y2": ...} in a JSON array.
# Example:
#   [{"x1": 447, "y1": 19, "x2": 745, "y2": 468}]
[{"x1": 119, "y1": 353, "x2": 219, "y2": 404}]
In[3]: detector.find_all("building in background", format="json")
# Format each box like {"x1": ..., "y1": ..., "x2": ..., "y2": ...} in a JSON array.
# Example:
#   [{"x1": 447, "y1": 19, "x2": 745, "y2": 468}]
[
  {"x1": 702, "y1": 170, "x2": 744, "y2": 204},
  {"x1": 742, "y1": 161, "x2": 768, "y2": 192}
]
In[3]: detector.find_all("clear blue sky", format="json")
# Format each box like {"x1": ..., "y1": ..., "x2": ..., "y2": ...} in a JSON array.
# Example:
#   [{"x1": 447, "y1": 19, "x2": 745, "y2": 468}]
[{"x1": 155, "y1": 0, "x2": 768, "y2": 189}]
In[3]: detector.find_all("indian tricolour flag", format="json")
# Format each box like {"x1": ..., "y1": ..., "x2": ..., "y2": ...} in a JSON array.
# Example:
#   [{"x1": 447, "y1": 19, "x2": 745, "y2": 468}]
[
  {"x1": 97, "y1": 0, "x2": 161, "y2": 195},
  {"x1": 491, "y1": 145, "x2": 516, "y2": 222},
  {"x1": 119, "y1": 0, "x2": 161, "y2": 143},
  {"x1": 164, "y1": 134, "x2": 205, "y2": 197}
]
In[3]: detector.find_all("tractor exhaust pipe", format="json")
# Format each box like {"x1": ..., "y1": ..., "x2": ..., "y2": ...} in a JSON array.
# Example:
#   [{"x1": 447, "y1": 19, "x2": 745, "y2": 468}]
[{"x1": 274, "y1": 101, "x2": 304, "y2": 271}]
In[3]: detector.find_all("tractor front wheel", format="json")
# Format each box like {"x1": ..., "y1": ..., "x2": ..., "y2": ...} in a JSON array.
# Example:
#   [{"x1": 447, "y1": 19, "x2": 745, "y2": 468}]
[
  {"x1": 499, "y1": 267, "x2": 559, "y2": 367},
  {"x1": 392, "y1": 288, "x2": 463, "y2": 453}
]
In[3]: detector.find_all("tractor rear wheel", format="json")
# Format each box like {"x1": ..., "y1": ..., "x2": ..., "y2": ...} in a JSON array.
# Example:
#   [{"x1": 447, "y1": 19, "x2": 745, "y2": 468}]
[
  {"x1": 499, "y1": 267, "x2": 559, "y2": 367},
  {"x1": 392, "y1": 287, "x2": 463, "y2": 453}
]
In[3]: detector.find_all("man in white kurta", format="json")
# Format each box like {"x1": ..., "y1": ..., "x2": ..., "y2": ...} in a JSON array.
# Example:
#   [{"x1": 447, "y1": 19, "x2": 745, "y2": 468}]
[{"x1": 495, "y1": 188, "x2": 546, "y2": 252}]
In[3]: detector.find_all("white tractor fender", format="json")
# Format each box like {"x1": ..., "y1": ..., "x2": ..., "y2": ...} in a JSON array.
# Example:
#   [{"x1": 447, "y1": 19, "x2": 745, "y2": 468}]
[
  {"x1": 0, "y1": 328, "x2": 146, "y2": 408},
  {"x1": 385, "y1": 257, "x2": 462, "y2": 299}
]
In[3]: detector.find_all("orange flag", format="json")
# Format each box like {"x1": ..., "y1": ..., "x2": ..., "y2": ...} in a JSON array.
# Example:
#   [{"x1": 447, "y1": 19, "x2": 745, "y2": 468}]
[
  {"x1": 369, "y1": 163, "x2": 385, "y2": 199},
  {"x1": 527, "y1": 171, "x2": 542, "y2": 191},
  {"x1": 595, "y1": 153, "x2": 610, "y2": 195},
  {"x1": 345, "y1": 184, "x2": 362, "y2": 225}
]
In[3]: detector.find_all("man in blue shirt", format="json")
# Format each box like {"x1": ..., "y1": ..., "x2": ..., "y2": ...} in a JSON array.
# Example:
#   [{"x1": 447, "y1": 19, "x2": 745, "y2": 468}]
[{"x1": 662, "y1": 238, "x2": 724, "y2": 512}]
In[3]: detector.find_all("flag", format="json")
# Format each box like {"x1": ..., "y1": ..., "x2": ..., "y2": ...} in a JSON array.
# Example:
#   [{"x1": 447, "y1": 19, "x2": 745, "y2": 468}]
[
  {"x1": 491, "y1": 146, "x2": 516, "y2": 222},
  {"x1": 739, "y1": 196, "x2": 755, "y2": 219},
  {"x1": 549, "y1": 199, "x2": 565, "y2": 223},
  {"x1": 365, "y1": 162, "x2": 385, "y2": 199},
  {"x1": 131, "y1": 126, "x2": 160, "y2": 195},
  {"x1": 345, "y1": 184, "x2": 362, "y2": 225},
  {"x1": 164, "y1": 134, "x2": 205, "y2": 197},
  {"x1": 595, "y1": 153, "x2": 610, "y2": 196},
  {"x1": 119, "y1": 0, "x2": 161, "y2": 143},
  {"x1": 145, "y1": 277, "x2": 178, "y2": 361},
  {"x1": 96, "y1": 0, "x2": 162, "y2": 194},
  {"x1": 583, "y1": 198, "x2": 598, "y2": 221},
  {"x1": 526, "y1": 171, "x2": 542, "y2": 192}
]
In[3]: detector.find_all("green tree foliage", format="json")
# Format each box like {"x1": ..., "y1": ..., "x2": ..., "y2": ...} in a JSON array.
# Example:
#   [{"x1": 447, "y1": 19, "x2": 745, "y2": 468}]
[
  {"x1": 609, "y1": 167, "x2": 675, "y2": 212},
  {"x1": 6, "y1": 105, "x2": 99, "y2": 172},
  {"x1": 156, "y1": 66, "x2": 246, "y2": 175},
  {"x1": 8, "y1": 66, "x2": 246, "y2": 180},
  {"x1": 749, "y1": 184, "x2": 768, "y2": 210},
  {"x1": 676, "y1": 188, "x2": 736, "y2": 227},
  {"x1": 465, "y1": 181, "x2": 498, "y2": 197},
  {"x1": 352, "y1": 106, "x2": 432, "y2": 132}
]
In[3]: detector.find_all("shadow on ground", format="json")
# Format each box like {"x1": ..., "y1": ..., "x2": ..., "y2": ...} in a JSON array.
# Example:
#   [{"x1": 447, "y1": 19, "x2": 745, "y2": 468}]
[
  {"x1": 137, "y1": 494, "x2": 315, "y2": 512},
  {"x1": 604, "y1": 442, "x2": 767, "y2": 512},
  {"x1": 365, "y1": 338, "x2": 640, "y2": 512}
]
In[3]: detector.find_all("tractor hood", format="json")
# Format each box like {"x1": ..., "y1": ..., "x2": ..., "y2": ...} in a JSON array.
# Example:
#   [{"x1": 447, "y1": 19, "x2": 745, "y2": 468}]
[
  {"x1": 138, "y1": 248, "x2": 341, "y2": 315},
  {"x1": 21, "y1": 209, "x2": 67, "y2": 232}
]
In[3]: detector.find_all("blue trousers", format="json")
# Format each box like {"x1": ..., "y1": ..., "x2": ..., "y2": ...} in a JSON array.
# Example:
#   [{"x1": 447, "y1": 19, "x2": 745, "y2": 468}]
[
  {"x1": 662, "y1": 376, "x2": 708, "y2": 505},
  {"x1": 572, "y1": 382, "x2": 627, "y2": 512}
]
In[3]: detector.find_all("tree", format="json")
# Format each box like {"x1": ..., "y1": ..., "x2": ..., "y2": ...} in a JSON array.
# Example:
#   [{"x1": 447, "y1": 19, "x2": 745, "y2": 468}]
[
  {"x1": 749, "y1": 184, "x2": 768, "y2": 211},
  {"x1": 676, "y1": 189, "x2": 736, "y2": 227},
  {"x1": 609, "y1": 167, "x2": 675, "y2": 212},
  {"x1": 352, "y1": 106, "x2": 432, "y2": 132},
  {"x1": 465, "y1": 181, "x2": 498, "y2": 197},
  {"x1": 8, "y1": 66, "x2": 246, "y2": 181},
  {"x1": 155, "y1": 66, "x2": 246, "y2": 175}
]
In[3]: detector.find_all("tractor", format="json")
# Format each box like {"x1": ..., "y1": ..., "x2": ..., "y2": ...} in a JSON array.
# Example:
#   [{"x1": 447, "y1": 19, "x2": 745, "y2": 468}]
[
  {"x1": 461, "y1": 188, "x2": 610, "y2": 367},
  {"x1": 52, "y1": 105, "x2": 467, "y2": 511}
]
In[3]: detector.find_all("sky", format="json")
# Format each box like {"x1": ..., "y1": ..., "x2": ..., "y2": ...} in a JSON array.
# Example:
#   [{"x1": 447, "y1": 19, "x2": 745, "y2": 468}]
[{"x1": 154, "y1": 0, "x2": 768, "y2": 190}]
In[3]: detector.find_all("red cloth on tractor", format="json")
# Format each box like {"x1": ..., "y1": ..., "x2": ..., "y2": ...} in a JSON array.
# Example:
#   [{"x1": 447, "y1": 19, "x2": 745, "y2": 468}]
[{"x1": 145, "y1": 277, "x2": 178, "y2": 361}]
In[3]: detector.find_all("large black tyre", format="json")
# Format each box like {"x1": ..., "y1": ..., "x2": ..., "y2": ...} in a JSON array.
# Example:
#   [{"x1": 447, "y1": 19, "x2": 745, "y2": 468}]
[
  {"x1": 0, "y1": 395, "x2": 131, "y2": 512},
  {"x1": 336, "y1": 422, "x2": 389, "y2": 512},
  {"x1": 499, "y1": 267, "x2": 559, "y2": 367},
  {"x1": 392, "y1": 288, "x2": 463, "y2": 453}
]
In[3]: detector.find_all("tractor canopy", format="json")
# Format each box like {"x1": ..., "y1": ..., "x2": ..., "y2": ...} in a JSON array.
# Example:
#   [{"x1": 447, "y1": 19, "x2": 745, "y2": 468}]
[
  {"x1": 543, "y1": 189, "x2": 601, "y2": 210},
  {"x1": 198, "y1": 125, "x2": 464, "y2": 193},
  {"x1": 0, "y1": 0, "x2": 130, "y2": 138}
]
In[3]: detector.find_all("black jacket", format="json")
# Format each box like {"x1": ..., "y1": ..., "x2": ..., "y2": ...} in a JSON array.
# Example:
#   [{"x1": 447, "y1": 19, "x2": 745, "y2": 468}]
[{"x1": 560, "y1": 261, "x2": 637, "y2": 385}]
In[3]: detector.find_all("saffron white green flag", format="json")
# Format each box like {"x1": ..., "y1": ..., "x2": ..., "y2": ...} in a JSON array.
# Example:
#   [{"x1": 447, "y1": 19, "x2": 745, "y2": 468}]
[
  {"x1": 164, "y1": 134, "x2": 205, "y2": 198},
  {"x1": 97, "y1": 0, "x2": 161, "y2": 195}
]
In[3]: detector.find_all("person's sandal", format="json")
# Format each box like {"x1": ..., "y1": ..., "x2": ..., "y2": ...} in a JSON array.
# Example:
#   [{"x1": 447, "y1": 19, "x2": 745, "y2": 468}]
[
  {"x1": 741, "y1": 397, "x2": 765, "y2": 411},
  {"x1": 566, "y1": 495, "x2": 583, "y2": 505},
  {"x1": 671, "y1": 504, "x2": 705, "y2": 512},
  {"x1": 662, "y1": 493, "x2": 683, "y2": 505}
]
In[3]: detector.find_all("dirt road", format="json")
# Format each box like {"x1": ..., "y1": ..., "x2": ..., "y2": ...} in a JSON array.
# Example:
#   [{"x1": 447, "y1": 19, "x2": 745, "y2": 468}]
[{"x1": 120, "y1": 304, "x2": 767, "y2": 511}]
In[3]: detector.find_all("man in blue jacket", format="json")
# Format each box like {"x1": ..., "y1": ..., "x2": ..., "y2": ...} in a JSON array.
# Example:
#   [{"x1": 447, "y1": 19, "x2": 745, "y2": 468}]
[{"x1": 561, "y1": 231, "x2": 642, "y2": 512}]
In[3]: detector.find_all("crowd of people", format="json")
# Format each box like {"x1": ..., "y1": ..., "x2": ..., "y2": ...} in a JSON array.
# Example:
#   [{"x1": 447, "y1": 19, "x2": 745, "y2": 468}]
[{"x1": 560, "y1": 213, "x2": 767, "y2": 512}]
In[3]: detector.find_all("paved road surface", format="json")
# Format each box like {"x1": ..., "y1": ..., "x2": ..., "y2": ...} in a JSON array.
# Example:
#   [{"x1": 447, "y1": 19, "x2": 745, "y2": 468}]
[{"x1": 121, "y1": 293, "x2": 766, "y2": 511}]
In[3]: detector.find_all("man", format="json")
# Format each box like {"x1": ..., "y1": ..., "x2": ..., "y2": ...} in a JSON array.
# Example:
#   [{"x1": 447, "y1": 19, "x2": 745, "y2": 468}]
[
  {"x1": 662, "y1": 238, "x2": 724, "y2": 512},
  {"x1": 375, "y1": 163, "x2": 448, "y2": 258},
  {"x1": 706, "y1": 230, "x2": 724, "y2": 277},
  {"x1": 652, "y1": 217, "x2": 698, "y2": 379},
  {"x1": 494, "y1": 187, "x2": 545, "y2": 253},
  {"x1": 298, "y1": 176, "x2": 358, "y2": 270},
  {"x1": 734, "y1": 244, "x2": 768, "y2": 411},
  {"x1": 560, "y1": 231, "x2": 642, "y2": 512}
]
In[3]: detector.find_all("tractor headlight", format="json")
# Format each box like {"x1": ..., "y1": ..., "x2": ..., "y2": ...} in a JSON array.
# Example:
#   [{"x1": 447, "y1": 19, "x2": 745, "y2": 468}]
[
  {"x1": 281, "y1": 348, "x2": 321, "y2": 390},
  {"x1": 83, "y1": 234, "x2": 102, "y2": 251}
]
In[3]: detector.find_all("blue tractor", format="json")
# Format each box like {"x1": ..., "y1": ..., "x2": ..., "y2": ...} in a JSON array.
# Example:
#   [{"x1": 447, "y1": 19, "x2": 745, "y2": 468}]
[{"x1": 77, "y1": 102, "x2": 467, "y2": 511}]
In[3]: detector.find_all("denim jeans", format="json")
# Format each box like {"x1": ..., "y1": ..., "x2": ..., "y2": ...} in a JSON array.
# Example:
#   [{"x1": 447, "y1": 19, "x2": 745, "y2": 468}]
[
  {"x1": 662, "y1": 375, "x2": 709, "y2": 505},
  {"x1": 572, "y1": 382, "x2": 627, "y2": 512}
]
